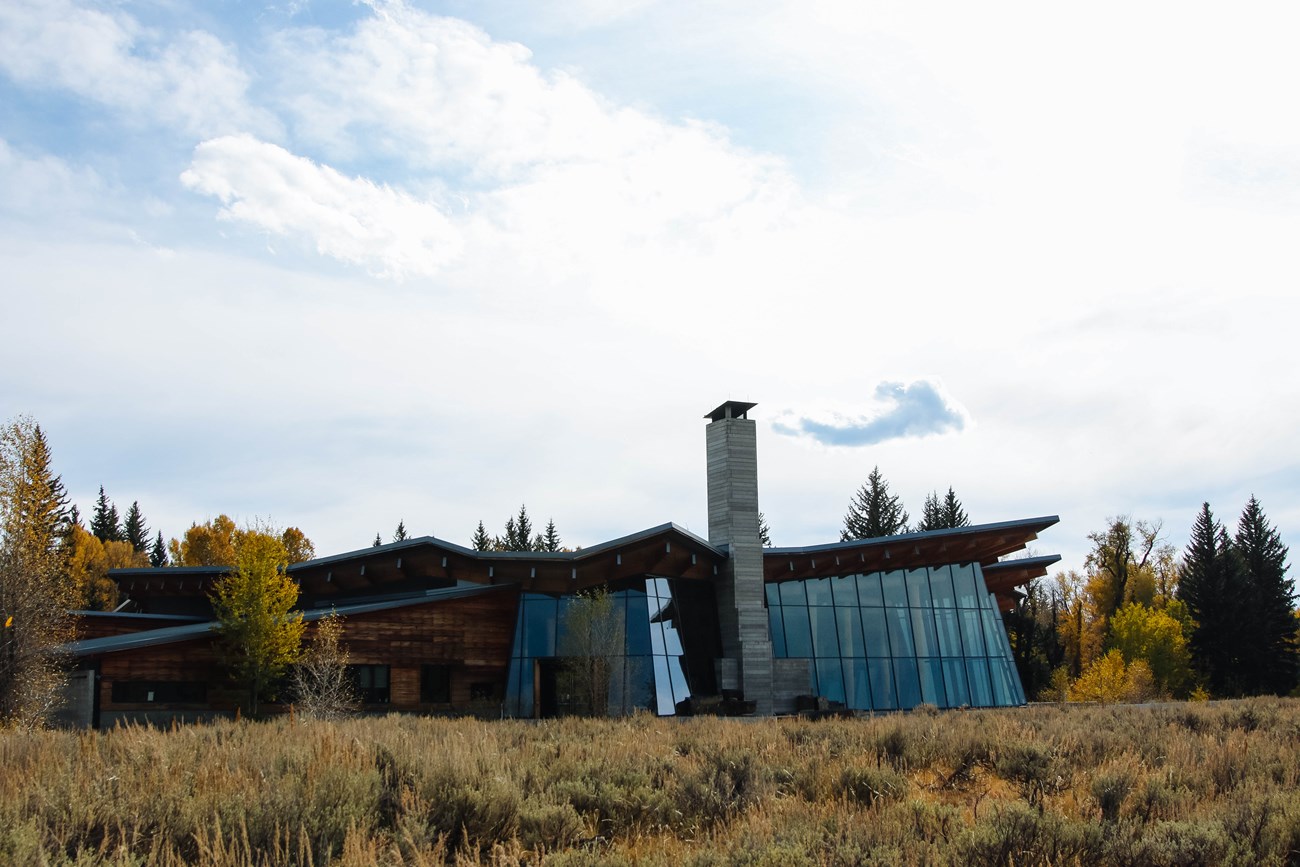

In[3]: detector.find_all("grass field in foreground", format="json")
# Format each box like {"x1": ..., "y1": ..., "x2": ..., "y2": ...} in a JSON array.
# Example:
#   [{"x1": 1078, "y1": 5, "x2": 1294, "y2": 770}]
[{"x1": 3, "y1": 698, "x2": 1300, "y2": 865}]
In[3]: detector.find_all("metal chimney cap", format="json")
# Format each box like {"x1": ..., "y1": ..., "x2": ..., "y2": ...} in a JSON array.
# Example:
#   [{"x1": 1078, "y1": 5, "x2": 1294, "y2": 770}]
[{"x1": 704, "y1": 401, "x2": 758, "y2": 422}]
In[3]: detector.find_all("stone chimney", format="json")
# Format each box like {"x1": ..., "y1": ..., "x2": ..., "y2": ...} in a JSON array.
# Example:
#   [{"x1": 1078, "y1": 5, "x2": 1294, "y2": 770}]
[{"x1": 705, "y1": 401, "x2": 772, "y2": 714}]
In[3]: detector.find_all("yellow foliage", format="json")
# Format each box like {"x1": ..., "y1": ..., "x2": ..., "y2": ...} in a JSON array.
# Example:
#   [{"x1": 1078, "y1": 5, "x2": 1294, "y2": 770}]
[
  {"x1": 210, "y1": 525, "x2": 305, "y2": 717},
  {"x1": 1107, "y1": 602, "x2": 1193, "y2": 697},
  {"x1": 63, "y1": 524, "x2": 140, "y2": 611},
  {"x1": 171, "y1": 515, "x2": 314, "y2": 567},
  {"x1": 1068, "y1": 650, "x2": 1156, "y2": 704}
]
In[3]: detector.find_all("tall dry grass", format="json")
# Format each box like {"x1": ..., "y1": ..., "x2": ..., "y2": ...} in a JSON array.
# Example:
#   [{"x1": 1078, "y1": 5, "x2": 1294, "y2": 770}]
[{"x1": 3, "y1": 699, "x2": 1300, "y2": 864}]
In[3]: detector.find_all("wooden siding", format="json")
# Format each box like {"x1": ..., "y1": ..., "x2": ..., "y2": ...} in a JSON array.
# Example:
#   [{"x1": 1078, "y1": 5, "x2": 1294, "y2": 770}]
[{"x1": 95, "y1": 590, "x2": 520, "y2": 717}]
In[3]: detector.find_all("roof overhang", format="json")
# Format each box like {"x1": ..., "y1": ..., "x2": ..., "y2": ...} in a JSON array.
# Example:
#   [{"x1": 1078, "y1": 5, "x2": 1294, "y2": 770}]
[
  {"x1": 983, "y1": 554, "x2": 1062, "y2": 609},
  {"x1": 764, "y1": 516, "x2": 1059, "y2": 583}
]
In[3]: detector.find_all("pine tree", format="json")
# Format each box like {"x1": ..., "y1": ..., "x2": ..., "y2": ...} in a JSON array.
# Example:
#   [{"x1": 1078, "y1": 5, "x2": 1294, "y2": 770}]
[
  {"x1": 919, "y1": 491, "x2": 943, "y2": 532},
  {"x1": 1178, "y1": 503, "x2": 1247, "y2": 696},
  {"x1": 372, "y1": 533, "x2": 382, "y2": 547},
  {"x1": 1233, "y1": 496, "x2": 1297, "y2": 694},
  {"x1": 758, "y1": 512, "x2": 772, "y2": 547},
  {"x1": 513, "y1": 505, "x2": 533, "y2": 552},
  {"x1": 941, "y1": 487, "x2": 970, "y2": 528},
  {"x1": 541, "y1": 519, "x2": 561, "y2": 553},
  {"x1": 392, "y1": 520, "x2": 408, "y2": 542},
  {"x1": 471, "y1": 521, "x2": 493, "y2": 551},
  {"x1": 90, "y1": 486, "x2": 122, "y2": 543},
  {"x1": 149, "y1": 531, "x2": 169, "y2": 568},
  {"x1": 123, "y1": 501, "x2": 149, "y2": 553},
  {"x1": 840, "y1": 467, "x2": 909, "y2": 540}
]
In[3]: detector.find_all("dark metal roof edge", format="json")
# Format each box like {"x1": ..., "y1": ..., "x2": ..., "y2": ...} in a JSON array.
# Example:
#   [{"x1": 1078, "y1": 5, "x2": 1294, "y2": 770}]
[
  {"x1": 984, "y1": 554, "x2": 1063, "y2": 573},
  {"x1": 108, "y1": 565, "x2": 228, "y2": 578},
  {"x1": 765, "y1": 515, "x2": 1060, "y2": 557},
  {"x1": 68, "y1": 611, "x2": 207, "y2": 622}
]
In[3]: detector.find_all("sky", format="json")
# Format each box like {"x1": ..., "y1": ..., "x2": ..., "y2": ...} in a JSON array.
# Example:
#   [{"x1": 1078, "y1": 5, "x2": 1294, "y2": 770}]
[{"x1": 2, "y1": 0, "x2": 1298, "y2": 578}]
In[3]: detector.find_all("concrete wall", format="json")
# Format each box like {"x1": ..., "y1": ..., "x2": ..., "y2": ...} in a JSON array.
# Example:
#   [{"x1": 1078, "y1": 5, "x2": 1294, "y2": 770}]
[{"x1": 706, "y1": 413, "x2": 774, "y2": 715}]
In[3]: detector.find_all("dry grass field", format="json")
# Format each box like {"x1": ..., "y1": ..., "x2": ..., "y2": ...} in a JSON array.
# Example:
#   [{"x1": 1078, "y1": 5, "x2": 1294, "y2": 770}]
[{"x1": 4, "y1": 699, "x2": 1300, "y2": 865}]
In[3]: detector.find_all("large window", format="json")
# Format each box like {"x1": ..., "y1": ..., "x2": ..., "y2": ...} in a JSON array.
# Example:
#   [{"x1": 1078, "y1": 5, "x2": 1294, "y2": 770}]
[
  {"x1": 767, "y1": 562, "x2": 1025, "y2": 711},
  {"x1": 348, "y1": 665, "x2": 390, "y2": 704},
  {"x1": 503, "y1": 579, "x2": 720, "y2": 718}
]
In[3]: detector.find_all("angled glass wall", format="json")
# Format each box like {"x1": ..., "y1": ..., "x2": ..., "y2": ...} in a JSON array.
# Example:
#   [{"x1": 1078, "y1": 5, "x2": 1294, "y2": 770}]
[
  {"x1": 767, "y1": 562, "x2": 1025, "y2": 711},
  {"x1": 503, "y1": 578, "x2": 720, "y2": 718}
]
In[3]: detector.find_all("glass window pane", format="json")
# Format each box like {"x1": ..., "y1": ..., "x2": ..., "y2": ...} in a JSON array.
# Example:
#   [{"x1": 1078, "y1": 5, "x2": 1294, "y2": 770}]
[
  {"x1": 906, "y1": 569, "x2": 932, "y2": 608},
  {"x1": 910, "y1": 607, "x2": 940, "y2": 656},
  {"x1": 935, "y1": 608, "x2": 963, "y2": 657},
  {"x1": 982, "y1": 609, "x2": 1009, "y2": 660},
  {"x1": 882, "y1": 571, "x2": 908, "y2": 607},
  {"x1": 862, "y1": 608, "x2": 891, "y2": 657},
  {"x1": 893, "y1": 658, "x2": 922, "y2": 708},
  {"x1": 626, "y1": 656, "x2": 652, "y2": 712},
  {"x1": 769, "y1": 606, "x2": 787, "y2": 657},
  {"x1": 649, "y1": 618, "x2": 666, "y2": 655},
  {"x1": 831, "y1": 576, "x2": 859, "y2": 607},
  {"x1": 917, "y1": 658, "x2": 945, "y2": 707},
  {"x1": 816, "y1": 658, "x2": 846, "y2": 704},
  {"x1": 765, "y1": 583, "x2": 781, "y2": 606},
  {"x1": 805, "y1": 578, "x2": 834, "y2": 606},
  {"x1": 843, "y1": 659, "x2": 871, "y2": 711},
  {"x1": 960, "y1": 609, "x2": 986, "y2": 656},
  {"x1": 967, "y1": 658, "x2": 993, "y2": 706},
  {"x1": 837, "y1": 606, "x2": 866, "y2": 657},
  {"x1": 942, "y1": 658, "x2": 969, "y2": 707},
  {"x1": 857, "y1": 572, "x2": 884, "y2": 607},
  {"x1": 929, "y1": 566, "x2": 956, "y2": 608},
  {"x1": 652, "y1": 655, "x2": 675, "y2": 715},
  {"x1": 952, "y1": 563, "x2": 980, "y2": 608},
  {"x1": 625, "y1": 592, "x2": 652, "y2": 656},
  {"x1": 784, "y1": 606, "x2": 813, "y2": 657},
  {"x1": 779, "y1": 581, "x2": 807, "y2": 606},
  {"x1": 989, "y1": 658, "x2": 1016, "y2": 706},
  {"x1": 649, "y1": 577, "x2": 671, "y2": 599},
  {"x1": 886, "y1": 606, "x2": 915, "y2": 657},
  {"x1": 868, "y1": 657, "x2": 896, "y2": 710},
  {"x1": 504, "y1": 658, "x2": 523, "y2": 717},
  {"x1": 524, "y1": 598, "x2": 557, "y2": 657},
  {"x1": 810, "y1": 605, "x2": 840, "y2": 657}
]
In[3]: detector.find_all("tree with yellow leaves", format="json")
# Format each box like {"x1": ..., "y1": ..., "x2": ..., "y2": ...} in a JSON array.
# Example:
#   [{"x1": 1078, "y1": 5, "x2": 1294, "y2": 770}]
[
  {"x1": 0, "y1": 416, "x2": 75, "y2": 726},
  {"x1": 170, "y1": 515, "x2": 314, "y2": 567},
  {"x1": 210, "y1": 524, "x2": 305, "y2": 717}
]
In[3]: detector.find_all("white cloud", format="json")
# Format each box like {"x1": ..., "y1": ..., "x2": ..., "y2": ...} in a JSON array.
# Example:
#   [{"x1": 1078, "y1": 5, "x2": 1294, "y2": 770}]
[
  {"x1": 0, "y1": 139, "x2": 102, "y2": 214},
  {"x1": 181, "y1": 135, "x2": 462, "y2": 279},
  {"x1": 0, "y1": 0, "x2": 274, "y2": 139}
]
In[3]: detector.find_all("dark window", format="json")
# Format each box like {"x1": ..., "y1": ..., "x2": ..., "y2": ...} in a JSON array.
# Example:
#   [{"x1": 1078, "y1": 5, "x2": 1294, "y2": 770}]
[
  {"x1": 111, "y1": 681, "x2": 206, "y2": 704},
  {"x1": 469, "y1": 682, "x2": 495, "y2": 701},
  {"x1": 420, "y1": 665, "x2": 451, "y2": 703},
  {"x1": 348, "y1": 665, "x2": 390, "y2": 704}
]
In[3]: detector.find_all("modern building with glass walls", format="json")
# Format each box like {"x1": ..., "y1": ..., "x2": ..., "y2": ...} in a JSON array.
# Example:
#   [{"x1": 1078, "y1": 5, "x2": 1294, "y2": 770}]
[{"x1": 70, "y1": 400, "x2": 1058, "y2": 727}]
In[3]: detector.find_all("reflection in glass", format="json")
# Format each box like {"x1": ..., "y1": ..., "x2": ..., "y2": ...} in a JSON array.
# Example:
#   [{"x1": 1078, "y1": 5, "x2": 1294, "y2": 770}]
[
  {"x1": 806, "y1": 577, "x2": 834, "y2": 606},
  {"x1": 862, "y1": 608, "x2": 891, "y2": 657},
  {"x1": 831, "y1": 576, "x2": 859, "y2": 607},
  {"x1": 952, "y1": 563, "x2": 980, "y2": 608},
  {"x1": 911, "y1": 607, "x2": 939, "y2": 656},
  {"x1": 810, "y1": 605, "x2": 840, "y2": 657},
  {"x1": 844, "y1": 658, "x2": 871, "y2": 711},
  {"x1": 929, "y1": 566, "x2": 956, "y2": 608},
  {"x1": 882, "y1": 571, "x2": 909, "y2": 607},
  {"x1": 906, "y1": 569, "x2": 932, "y2": 607},
  {"x1": 769, "y1": 606, "x2": 786, "y2": 657},
  {"x1": 779, "y1": 581, "x2": 806, "y2": 606},
  {"x1": 817, "y1": 658, "x2": 846, "y2": 704},
  {"x1": 886, "y1": 606, "x2": 915, "y2": 656},
  {"x1": 857, "y1": 572, "x2": 884, "y2": 606},
  {"x1": 967, "y1": 658, "x2": 993, "y2": 706},
  {"x1": 893, "y1": 658, "x2": 922, "y2": 707},
  {"x1": 935, "y1": 608, "x2": 963, "y2": 657},
  {"x1": 917, "y1": 657, "x2": 945, "y2": 705},
  {"x1": 836, "y1": 605, "x2": 866, "y2": 657},
  {"x1": 869, "y1": 657, "x2": 896, "y2": 709},
  {"x1": 942, "y1": 658, "x2": 970, "y2": 707},
  {"x1": 784, "y1": 606, "x2": 813, "y2": 657},
  {"x1": 959, "y1": 608, "x2": 986, "y2": 656}
]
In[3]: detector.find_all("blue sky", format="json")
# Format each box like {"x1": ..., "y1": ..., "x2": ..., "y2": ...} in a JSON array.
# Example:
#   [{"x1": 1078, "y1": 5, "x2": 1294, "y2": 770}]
[{"x1": 3, "y1": 0, "x2": 1298, "y2": 576}]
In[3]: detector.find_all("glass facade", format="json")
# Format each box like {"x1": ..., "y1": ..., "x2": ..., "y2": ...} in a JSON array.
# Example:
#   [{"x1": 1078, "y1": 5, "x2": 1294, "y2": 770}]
[
  {"x1": 504, "y1": 578, "x2": 721, "y2": 717},
  {"x1": 767, "y1": 563, "x2": 1025, "y2": 710}
]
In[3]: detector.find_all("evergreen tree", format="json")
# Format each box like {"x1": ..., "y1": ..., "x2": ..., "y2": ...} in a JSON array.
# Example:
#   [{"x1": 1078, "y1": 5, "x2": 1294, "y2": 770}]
[
  {"x1": 541, "y1": 519, "x2": 561, "y2": 552},
  {"x1": 1233, "y1": 496, "x2": 1297, "y2": 694},
  {"x1": 372, "y1": 533, "x2": 382, "y2": 547},
  {"x1": 149, "y1": 531, "x2": 168, "y2": 568},
  {"x1": 392, "y1": 521, "x2": 408, "y2": 542},
  {"x1": 512, "y1": 505, "x2": 533, "y2": 552},
  {"x1": 918, "y1": 487, "x2": 970, "y2": 531},
  {"x1": 123, "y1": 501, "x2": 149, "y2": 553},
  {"x1": 758, "y1": 512, "x2": 772, "y2": 547},
  {"x1": 471, "y1": 521, "x2": 493, "y2": 551},
  {"x1": 919, "y1": 491, "x2": 943, "y2": 532},
  {"x1": 1178, "y1": 503, "x2": 1247, "y2": 696},
  {"x1": 840, "y1": 467, "x2": 909, "y2": 540},
  {"x1": 941, "y1": 487, "x2": 970, "y2": 529},
  {"x1": 90, "y1": 486, "x2": 122, "y2": 543}
]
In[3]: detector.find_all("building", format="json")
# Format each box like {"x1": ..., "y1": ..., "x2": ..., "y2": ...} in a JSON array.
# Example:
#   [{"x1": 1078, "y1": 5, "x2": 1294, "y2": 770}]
[{"x1": 62, "y1": 401, "x2": 1058, "y2": 726}]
